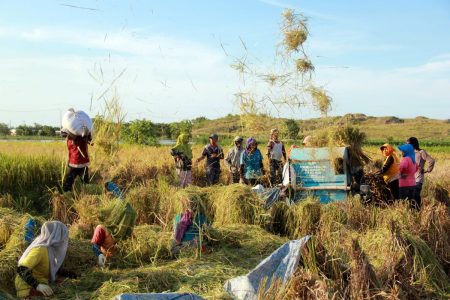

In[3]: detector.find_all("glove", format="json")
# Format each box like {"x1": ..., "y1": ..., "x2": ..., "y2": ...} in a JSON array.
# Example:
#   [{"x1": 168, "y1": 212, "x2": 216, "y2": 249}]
[
  {"x1": 98, "y1": 254, "x2": 106, "y2": 267},
  {"x1": 36, "y1": 284, "x2": 54, "y2": 296}
]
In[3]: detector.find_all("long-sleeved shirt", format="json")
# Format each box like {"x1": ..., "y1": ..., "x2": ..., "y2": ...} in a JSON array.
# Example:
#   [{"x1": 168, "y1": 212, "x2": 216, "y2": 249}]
[
  {"x1": 414, "y1": 149, "x2": 435, "y2": 184},
  {"x1": 225, "y1": 146, "x2": 244, "y2": 172}
]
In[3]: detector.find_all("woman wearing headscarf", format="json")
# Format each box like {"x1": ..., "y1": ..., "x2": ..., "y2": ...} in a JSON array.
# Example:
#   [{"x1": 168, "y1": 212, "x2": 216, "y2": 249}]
[
  {"x1": 398, "y1": 144, "x2": 418, "y2": 208},
  {"x1": 171, "y1": 134, "x2": 193, "y2": 188},
  {"x1": 15, "y1": 221, "x2": 69, "y2": 298},
  {"x1": 378, "y1": 144, "x2": 400, "y2": 200},
  {"x1": 91, "y1": 198, "x2": 137, "y2": 267},
  {"x1": 407, "y1": 137, "x2": 435, "y2": 209},
  {"x1": 240, "y1": 137, "x2": 265, "y2": 186}
]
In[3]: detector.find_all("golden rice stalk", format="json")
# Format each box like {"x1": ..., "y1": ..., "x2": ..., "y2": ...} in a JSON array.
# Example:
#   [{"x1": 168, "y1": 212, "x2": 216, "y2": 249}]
[
  {"x1": 295, "y1": 58, "x2": 314, "y2": 73},
  {"x1": 307, "y1": 85, "x2": 332, "y2": 116}
]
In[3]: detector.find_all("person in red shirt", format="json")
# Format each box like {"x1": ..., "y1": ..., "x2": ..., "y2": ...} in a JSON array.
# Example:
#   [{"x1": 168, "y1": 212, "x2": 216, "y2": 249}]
[{"x1": 62, "y1": 133, "x2": 92, "y2": 192}]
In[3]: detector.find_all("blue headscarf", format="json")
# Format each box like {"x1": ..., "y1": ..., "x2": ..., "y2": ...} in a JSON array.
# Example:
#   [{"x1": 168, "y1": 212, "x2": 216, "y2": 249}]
[{"x1": 398, "y1": 144, "x2": 416, "y2": 164}]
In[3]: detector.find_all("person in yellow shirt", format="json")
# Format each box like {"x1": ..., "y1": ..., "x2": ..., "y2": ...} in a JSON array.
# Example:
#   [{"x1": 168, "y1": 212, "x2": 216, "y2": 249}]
[
  {"x1": 377, "y1": 144, "x2": 400, "y2": 200},
  {"x1": 15, "y1": 221, "x2": 68, "y2": 298}
]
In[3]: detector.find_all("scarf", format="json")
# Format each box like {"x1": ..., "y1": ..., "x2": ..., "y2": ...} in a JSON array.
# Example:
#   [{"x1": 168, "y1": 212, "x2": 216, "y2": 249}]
[
  {"x1": 246, "y1": 137, "x2": 257, "y2": 154},
  {"x1": 19, "y1": 221, "x2": 69, "y2": 282},
  {"x1": 398, "y1": 144, "x2": 416, "y2": 164},
  {"x1": 172, "y1": 134, "x2": 193, "y2": 159}
]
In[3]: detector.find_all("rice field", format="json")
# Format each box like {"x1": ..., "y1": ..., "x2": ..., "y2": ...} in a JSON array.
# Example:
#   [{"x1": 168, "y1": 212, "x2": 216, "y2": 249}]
[{"x1": 0, "y1": 141, "x2": 449, "y2": 299}]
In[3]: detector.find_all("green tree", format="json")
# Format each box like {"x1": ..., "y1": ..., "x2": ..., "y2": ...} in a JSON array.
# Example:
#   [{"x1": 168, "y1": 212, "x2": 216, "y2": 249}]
[
  {"x1": 0, "y1": 123, "x2": 9, "y2": 135},
  {"x1": 284, "y1": 119, "x2": 300, "y2": 139},
  {"x1": 170, "y1": 120, "x2": 192, "y2": 139},
  {"x1": 15, "y1": 124, "x2": 35, "y2": 136},
  {"x1": 121, "y1": 119, "x2": 157, "y2": 145}
]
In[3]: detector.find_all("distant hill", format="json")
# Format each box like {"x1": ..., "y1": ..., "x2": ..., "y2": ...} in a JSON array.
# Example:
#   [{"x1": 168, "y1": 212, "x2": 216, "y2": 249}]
[{"x1": 191, "y1": 114, "x2": 450, "y2": 145}]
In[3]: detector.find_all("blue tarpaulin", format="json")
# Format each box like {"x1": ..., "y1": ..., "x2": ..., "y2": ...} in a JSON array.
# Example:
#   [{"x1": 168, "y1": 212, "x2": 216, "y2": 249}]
[{"x1": 224, "y1": 236, "x2": 310, "y2": 300}]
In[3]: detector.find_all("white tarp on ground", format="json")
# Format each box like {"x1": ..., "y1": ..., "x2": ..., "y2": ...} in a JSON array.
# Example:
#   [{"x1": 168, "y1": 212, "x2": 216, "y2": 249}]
[
  {"x1": 61, "y1": 108, "x2": 92, "y2": 137},
  {"x1": 224, "y1": 236, "x2": 310, "y2": 300},
  {"x1": 113, "y1": 293, "x2": 204, "y2": 300}
]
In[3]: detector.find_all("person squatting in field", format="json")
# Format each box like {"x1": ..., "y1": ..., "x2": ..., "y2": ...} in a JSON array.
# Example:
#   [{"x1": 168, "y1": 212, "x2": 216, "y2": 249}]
[
  {"x1": 266, "y1": 128, "x2": 286, "y2": 185},
  {"x1": 171, "y1": 134, "x2": 193, "y2": 188},
  {"x1": 240, "y1": 137, "x2": 265, "y2": 186},
  {"x1": 377, "y1": 144, "x2": 400, "y2": 200},
  {"x1": 62, "y1": 131, "x2": 92, "y2": 192},
  {"x1": 196, "y1": 133, "x2": 224, "y2": 185},
  {"x1": 15, "y1": 221, "x2": 69, "y2": 299},
  {"x1": 91, "y1": 183, "x2": 137, "y2": 267},
  {"x1": 407, "y1": 137, "x2": 435, "y2": 209},
  {"x1": 225, "y1": 136, "x2": 244, "y2": 184},
  {"x1": 398, "y1": 143, "x2": 419, "y2": 209}
]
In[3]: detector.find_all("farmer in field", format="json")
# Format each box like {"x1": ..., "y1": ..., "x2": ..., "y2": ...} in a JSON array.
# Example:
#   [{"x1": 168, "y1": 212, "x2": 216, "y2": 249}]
[
  {"x1": 241, "y1": 137, "x2": 265, "y2": 186},
  {"x1": 15, "y1": 221, "x2": 69, "y2": 298},
  {"x1": 196, "y1": 133, "x2": 224, "y2": 185},
  {"x1": 225, "y1": 136, "x2": 244, "y2": 184},
  {"x1": 171, "y1": 134, "x2": 193, "y2": 188},
  {"x1": 91, "y1": 195, "x2": 137, "y2": 267},
  {"x1": 172, "y1": 197, "x2": 210, "y2": 257},
  {"x1": 62, "y1": 132, "x2": 92, "y2": 192},
  {"x1": 407, "y1": 137, "x2": 435, "y2": 209},
  {"x1": 398, "y1": 144, "x2": 418, "y2": 208},
  {"x1": 377, "y1": 144, "x2": 400, "y2": 200},
  {"x1": 267, "y1": 129, "x2": 286, "y2": 185}
]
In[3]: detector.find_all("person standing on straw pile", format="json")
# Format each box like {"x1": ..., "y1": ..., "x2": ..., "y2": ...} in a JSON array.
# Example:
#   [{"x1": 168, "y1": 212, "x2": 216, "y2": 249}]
[
  {"x1": 377, "y1": 144, "x2": 400, "y2": 200},
  {"x1": 398, "y1": 144, "x2": 418, "y2": 208},
  {"x1": 225, "y1": 136, "x2": 244, "y2": 184},
  {"x1": 196, "y1": 133, "x2": 224, "y2": 185},
  {"x1": 240, "y1": 137, "x2": 265, "y2": 186},
  {"x1": 91, "y1": 196, "x2": 136, "y2": 267},
  {"x1": 407, "y1": 137, "x2": 435, "y2": 209},
  {"x1": 171, "y1": 134, "x2": 193, "y2": 188},
  {"x1": 15, "y1": 221, "x2": 69, "y2": 298},
  {"x1": 267, "y1": 129, "x2": 286, "y2": 185}
]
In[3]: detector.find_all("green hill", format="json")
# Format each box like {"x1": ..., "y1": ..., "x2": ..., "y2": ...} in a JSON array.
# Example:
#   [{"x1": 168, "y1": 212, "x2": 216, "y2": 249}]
[{"x1": 191, "y1": 114, "x2": 450, "y2": 146}]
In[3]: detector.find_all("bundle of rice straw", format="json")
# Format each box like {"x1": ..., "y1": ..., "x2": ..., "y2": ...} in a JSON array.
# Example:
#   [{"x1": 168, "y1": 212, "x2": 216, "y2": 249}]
[
  {"x1": 282, "y1": 9, "x2": 308, "y2": 52},
  {"x1": 174, "y1": 186, "x2": 216, "y2": 224},
  {"x1": 211, "y1": 184, "x2": 264, "y2": 225},
  {"x1": 51, "y1": 191, "x2": 77, "y2": 225},
  {"x1": 307, "y1": 85, "x2": 332, "y2": 116},
  {"x1": 60, "y1": 239, "x2": 96, "y2": 277},
  {"x1": 116, "y1": 225, "x2": 172, "y2": 266},
  {"x1": 349, "y1": 239, "x2": 383, "y2": 300},
  {"x1": 295, "y1": 58, "x2": 314, "y2": 73},
  {"x1": 285, "y1": 199, "x2": 322, "y2": 239}
]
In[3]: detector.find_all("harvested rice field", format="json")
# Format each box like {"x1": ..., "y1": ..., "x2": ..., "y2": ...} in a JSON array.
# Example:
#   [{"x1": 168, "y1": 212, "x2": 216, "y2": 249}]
[{"x1": 0, "y1": 141, "x2": 449, "y2": 299}]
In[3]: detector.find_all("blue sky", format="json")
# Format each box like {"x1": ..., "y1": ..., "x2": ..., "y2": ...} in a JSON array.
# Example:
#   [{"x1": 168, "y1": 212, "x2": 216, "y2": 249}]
[{"x1": 1, "y1": 0, "x2": 449, "y2": 126}]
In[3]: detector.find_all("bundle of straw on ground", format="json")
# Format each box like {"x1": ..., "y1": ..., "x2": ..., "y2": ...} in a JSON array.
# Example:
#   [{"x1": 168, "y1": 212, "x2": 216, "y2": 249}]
[
  {"x1": 50, "y1": 191, "x2": 77, "y2": 225},
  {"x1": 0, "y1": 216, "x2": 31, "y2": 293},
  {"x1": 116, "y1": 225, "x2": 173, "y2": 266},
  {"x1": 125, "y1": 181, "x2": 163, "y2": 225},
  {"x1": 60, "y1": 239, "x2": 96, "y2": 277},
  {"x1": 173, "y1": 186, "x2": 216, "y2": 225},
  {"x1": 419, "y1": 200, "x2": 450, "y2": 272},
  {"x1": 349, "y1": 239, "x2": 383, "y2": 300},
  {"x1": 211, "y1": 184, "x2": 264, "y2": 226},
  {"x1": 266, "y1": 201, "x2": 290, "y2": 235},
  {"x1": 285, "y1": 198, "x2": 322, "y2": 239},
  {"x1": 72, "y1": 194, "x2": 113, "y2": 237}
]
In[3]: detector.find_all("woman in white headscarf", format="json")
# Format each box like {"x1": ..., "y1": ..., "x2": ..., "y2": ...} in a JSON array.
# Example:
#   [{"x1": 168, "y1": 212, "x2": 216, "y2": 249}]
[{"x1": 15, "y1": 221, "x2": 69, "y2": 298}]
